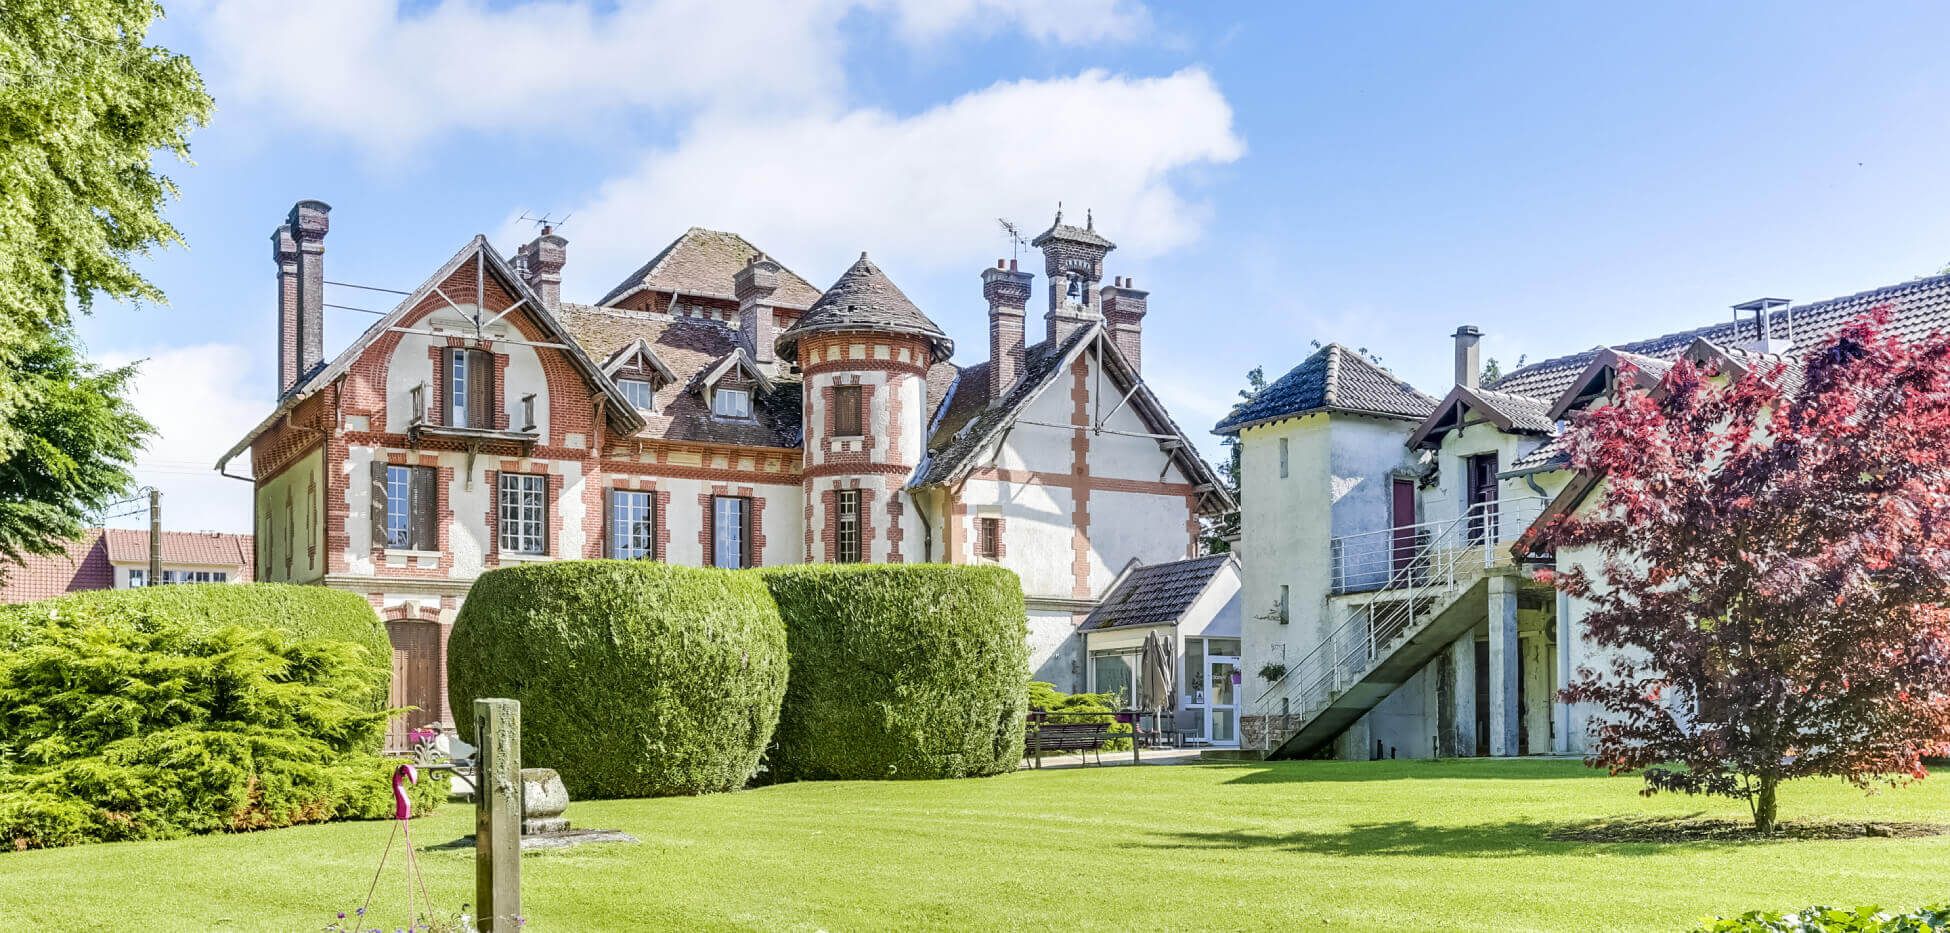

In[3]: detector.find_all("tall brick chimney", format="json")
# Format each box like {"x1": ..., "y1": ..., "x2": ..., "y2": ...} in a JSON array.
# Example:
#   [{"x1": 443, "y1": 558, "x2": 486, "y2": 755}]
[
  {"x1": 982, "y1": 259, "x2": 1032, "y2": 398},
  {"x1": 273, "y1": 199, "x2": 330, "y2": 396},
  {"x1": 735, "y1": 252, "x2": 781, "y2": 365},
  {"x1": 1099, "y1": 276, "x2": 1148, "y2": 373},
  {"x1": 518, "y1": 226, "x2": 567, "y2": 312}
]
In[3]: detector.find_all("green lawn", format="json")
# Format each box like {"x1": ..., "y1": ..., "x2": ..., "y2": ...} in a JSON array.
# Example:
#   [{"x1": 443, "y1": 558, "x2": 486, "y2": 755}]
[{"x1": 4, "y1": 758, "x2": 1947, "y2": 932}]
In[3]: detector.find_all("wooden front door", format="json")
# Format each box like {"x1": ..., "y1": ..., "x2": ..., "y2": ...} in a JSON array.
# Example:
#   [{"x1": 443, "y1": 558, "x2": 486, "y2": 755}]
[
  {"x1": 1465, "y1": 453, "x2": 1499, "y2": 544},
  {"x1": 1390, "y1": 478, "x2": 1417, "y2": 578},
  {"x1": 385, "y1": 619, "x2": 443, "y2": 752}
]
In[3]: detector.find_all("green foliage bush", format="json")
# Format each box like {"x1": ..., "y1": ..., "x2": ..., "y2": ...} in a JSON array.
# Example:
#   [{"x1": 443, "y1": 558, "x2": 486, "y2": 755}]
[
  {"x1": 0, "y1": 613, "x2": 436, "y2": 850},
  {"x1": 1698, "y1": 904, "x2": 1950, "y2": 932},
  {"x1": 0, "y1": 583, "x2": 393, "y2": 715},
  {"x1": 1027, "y1": 681, "x2": 1132, "y2": 752},
  {"x1": 447, "y1": 560, "x2": 788, "y2": 799},
  {"x1": 762, "y1": 564, "x2": 1030, "y2": 781}
]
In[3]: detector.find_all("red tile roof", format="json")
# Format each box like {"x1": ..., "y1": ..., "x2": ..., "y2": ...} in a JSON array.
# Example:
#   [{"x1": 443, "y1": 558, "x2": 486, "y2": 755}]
[
  {"x1": 0, "y1": 530, "x2": 113, "y2": 604},
  {"x1": 102, "y1": 529, "x2": 254, "y2": 572}
]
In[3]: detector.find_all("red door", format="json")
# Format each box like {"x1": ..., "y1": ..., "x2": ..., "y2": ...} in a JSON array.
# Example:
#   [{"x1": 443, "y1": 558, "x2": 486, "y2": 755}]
[{"x1": 1390, "y1": 479, "x2": 1417, "y2": 578}]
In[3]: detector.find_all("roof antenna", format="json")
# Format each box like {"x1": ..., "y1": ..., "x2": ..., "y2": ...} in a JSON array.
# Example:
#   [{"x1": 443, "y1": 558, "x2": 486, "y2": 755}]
[
  {"x1": 517, "y1": 211, "x2": 572, "y2": 235},
  {"x1": 997, "y1": 218, "x2": 1028, "y2": 263}
]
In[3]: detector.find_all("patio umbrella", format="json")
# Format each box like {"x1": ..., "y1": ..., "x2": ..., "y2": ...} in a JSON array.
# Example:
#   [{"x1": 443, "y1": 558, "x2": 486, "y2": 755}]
[{"x1": 1141, "y1": 631, "x2": 1174, "y2": 717}]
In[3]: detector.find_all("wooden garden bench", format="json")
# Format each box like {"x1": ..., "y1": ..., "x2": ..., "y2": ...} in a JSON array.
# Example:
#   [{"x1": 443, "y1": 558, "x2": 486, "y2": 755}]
[{"x1": 1025, "y1": 719, "x2": 1111, "y2": 767}]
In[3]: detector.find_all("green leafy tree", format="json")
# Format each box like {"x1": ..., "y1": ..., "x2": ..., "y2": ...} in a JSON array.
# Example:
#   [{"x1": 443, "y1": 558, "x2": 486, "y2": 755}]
[
  {"x1": 1205, "y1": 365, "x2": 1269, "y2": 553},
  {"x1": 0, "y1": 1, "x2": 208, "y2": 567}
]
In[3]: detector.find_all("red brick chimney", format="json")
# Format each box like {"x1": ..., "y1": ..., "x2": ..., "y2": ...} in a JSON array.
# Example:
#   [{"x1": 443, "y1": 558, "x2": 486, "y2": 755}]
[
  {"x1": 735, "y1": 252, "x2": 782, "y2": 366},
  {"x1": 982, "y1": 259, "x2": 1032, "y2": 398},
  {"x1": 273, "y1": 199, "x2": 330, "y2": 396},
  {"x1": 517, "y1": 226, "x2": 567, "y2": 312},
  {"x1": 1100, "y1": 276, "x2": 1147, "y2": 373}
]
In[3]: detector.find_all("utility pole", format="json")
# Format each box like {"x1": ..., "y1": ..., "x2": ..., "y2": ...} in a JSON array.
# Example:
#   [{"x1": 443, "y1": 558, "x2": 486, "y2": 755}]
[{"x1": 148, "y1": 489, "x2": 162, "y2": 585}]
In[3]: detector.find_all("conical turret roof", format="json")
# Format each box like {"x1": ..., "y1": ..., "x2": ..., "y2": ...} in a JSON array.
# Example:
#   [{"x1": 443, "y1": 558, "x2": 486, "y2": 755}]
[{"x1": 776, "y1": 253, "x2": 953, "y2": 362}]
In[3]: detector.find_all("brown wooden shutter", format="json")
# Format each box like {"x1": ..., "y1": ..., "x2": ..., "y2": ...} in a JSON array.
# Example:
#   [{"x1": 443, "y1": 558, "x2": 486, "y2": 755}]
[
  {"x1": 741, "y1": 498, "x2": 754, "y2": 568},
  {"x1": 370, "y1": 460, "x2": 389, "y2": 548},
  {"x1": 440, "y1": 349, "x2": 455, "y2": 426},
  {"x1": 538, "y1": 476, "x2": 551, "y2": 556},
  {"x1": 467, "y1": 349, "x2": 493, "y2": 429},
  {"x1": 650, "y1": 493, "x2": 661, "y2": 562},
  {"x1": 410, "y1": 465, "x2": 437, "y2": 551},
  {"x1": 601, "y1": 487, "x2": 615, "y2": 559}
]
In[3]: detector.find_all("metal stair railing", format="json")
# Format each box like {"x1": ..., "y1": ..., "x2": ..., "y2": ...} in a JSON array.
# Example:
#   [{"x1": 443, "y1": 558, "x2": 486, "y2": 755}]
[{"x1": 1257, "y1": 497, "x2": 1545, "y2": 745}]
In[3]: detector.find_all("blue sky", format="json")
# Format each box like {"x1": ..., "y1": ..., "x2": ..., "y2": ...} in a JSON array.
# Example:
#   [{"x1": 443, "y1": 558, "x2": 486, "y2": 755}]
[{"x1": 87, "y1": 0, "x2": 1950, "y2": 532}]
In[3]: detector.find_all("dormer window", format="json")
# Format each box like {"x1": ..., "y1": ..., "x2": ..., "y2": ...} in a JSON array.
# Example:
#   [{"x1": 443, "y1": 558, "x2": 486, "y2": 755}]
[
  {"x1": 713, "y1": 388, "x2": 752, "y2": 418},
  {"x1": 616, "y1": 378, "x2": 655, "y2": 411}
]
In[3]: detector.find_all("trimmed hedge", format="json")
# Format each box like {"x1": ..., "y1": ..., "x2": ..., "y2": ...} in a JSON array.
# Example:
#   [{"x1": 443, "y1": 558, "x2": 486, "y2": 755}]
[
  {"x1": 0, "y1": 612, "x2": 435, "y2": 850},
  {"x1": 447, "y1": 560, "x2": 788, "y2": 799},
  {"x1": 1699, "y1": 905, "x2": 1950, "y2": 931},
  {"x1": 1028, "y1": 681, "x2": 1132, "y2": 752},
  {"x1": 762, "y1": 564, "x2": 1030, "y2": 781},
  {"x1": 0, "y1": 583, "x2": 393, "y2": 715}
]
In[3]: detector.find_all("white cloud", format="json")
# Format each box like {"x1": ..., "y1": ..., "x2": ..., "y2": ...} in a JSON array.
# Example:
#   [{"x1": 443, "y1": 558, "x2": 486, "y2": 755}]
[
  {"x1": 190, "y1": 0, "x2": 1150, "y2": 156},
  {"x1": 96, "y1": 344, "x2": 263, "y2": 534},
  {"x1": 549, "y1": 67, "x2": 1244, "y2": 291}
]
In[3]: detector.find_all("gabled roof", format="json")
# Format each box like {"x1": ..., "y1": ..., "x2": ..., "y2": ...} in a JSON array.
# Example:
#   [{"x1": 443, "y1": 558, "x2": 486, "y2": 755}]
[
  {"x1": 0, "y1": 530, "x2": 112, "y2": 603},
  {"x1": 1485, "y1": 272, "x2": 1950, "y2": 402},
  {"x1": 775, "y1": 254, "x2": 953, "y2": 362},
  {"x1": 601, "y1": 338, "x2": 677, "y2": 385},
  {"x1": 1406, "y1": 384, "x2": 1555, "y2": 450},
  {"x1": 1543, "y1": 348, "x2": 1670, "y2": 421},
  {"x1": 1081, "y1": 554, "x2": 1236, "y2": 632},
  {"x1": 917, "y1": 324, "x2": 1235, "y2": 515},
  {"x1": 595, "y1": 227, "x2": 823, "y2": 309},
  {"x1": 687, "y1": 346, "x2": 775, "y2": 396},
  {"x1": 219, "y1": 237, "x2": 646, "y2": 470},
  {"x1": 1213, "y1": 343, "x2": 1437, "y2": 434}
]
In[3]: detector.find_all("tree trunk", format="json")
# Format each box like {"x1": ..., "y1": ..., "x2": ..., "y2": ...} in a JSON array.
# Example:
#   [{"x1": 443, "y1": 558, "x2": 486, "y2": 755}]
[{"x1": 1753, "y1": 776, "x2": 1779, "y2": 835}]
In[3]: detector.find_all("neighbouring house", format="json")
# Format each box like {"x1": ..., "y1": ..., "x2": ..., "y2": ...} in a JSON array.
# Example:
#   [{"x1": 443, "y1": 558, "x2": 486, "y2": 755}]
[
  {"x1": 0, "y1": 529, "x2": 254, "y2": 603},
  {"x1": 1078, "y1": 553, "x2": 1242, "y2": 747},
  {"x1": 218, "y1": 201, "x2": 1233, "y2": 735},
  {"x1": 1218, "y1": 273, "x2": 1950, "y2": 760}
]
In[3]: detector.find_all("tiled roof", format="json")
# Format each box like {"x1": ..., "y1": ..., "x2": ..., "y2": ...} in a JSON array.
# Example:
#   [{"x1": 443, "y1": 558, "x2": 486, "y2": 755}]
[
  {"x1": 0, "y1": 530, "x2": 112, "y2": 603},
  {"x1": 1469, "y1": 387, "x2": 1555, "y2": 433},
  {"x1": 1081, "y1": 554, "x2": 1233, "y2": 631},
  {"x1": 557, "y1": 304, "x2": 802, "y2": 448},
  {"x1": 103, "y1": 530, "x2": 253, "y2": 569},
  {"x1": 1031, "y1": 218, "x2": 1116, "y2": 251},
  {"x1": 919, "y1": 328, "x2": 1093, "y2": 485},
  {"x1": 1214, "y1": 343, "x2": 1437, "y2": 434},
  {"x1": 595, "y1": 228, "x2": 823, "y2": 309},
  {"x1": 1487, "y1": 273, "x2": 1950, "y2": 401},
  {"x1": 775, "y1": 254, "x2": 953, "y2": 362}
]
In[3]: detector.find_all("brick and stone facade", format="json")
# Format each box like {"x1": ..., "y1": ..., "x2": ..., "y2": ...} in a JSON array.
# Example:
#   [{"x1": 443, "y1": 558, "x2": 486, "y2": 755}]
[{"x1": 221, "y1": 201, "x2": 1233, "y2": 730}]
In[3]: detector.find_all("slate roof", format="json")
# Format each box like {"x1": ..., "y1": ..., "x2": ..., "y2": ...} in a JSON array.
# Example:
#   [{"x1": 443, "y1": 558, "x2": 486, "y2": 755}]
[
  {"x1": 103, "y1": 530, "x2": 254, "y2": 569},
  {"x1": 775, "y1": 254, "x2": 953, "y2": 362},
  {"x1": 595, "y1": 228, "x2": 823, "y2": 309},
  {"x1": 1031, "y1": 218, "x2": 1116, "y2": 251},
  {"x1": 556, "y1": 304, "x2": 802, "y2": 448},
  {"x1": 1213, "y1": 343, "x2": 1437, "y2": 434},
  {"x1": 1486, "y1": 273, "x2": 1950, "y2": 402},
  {"x1": 1080, "y1": 554, "x2": 1233, "y2": 631}
]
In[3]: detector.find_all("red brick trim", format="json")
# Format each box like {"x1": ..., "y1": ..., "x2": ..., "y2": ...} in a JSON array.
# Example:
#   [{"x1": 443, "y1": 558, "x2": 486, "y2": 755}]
[
  {"x1": 964, "y1": 467, "x2": 1195, "y2": 497},
  {"x1": 1069, "y1": 358, "x2": 1092, "y2": 599},
  {"x1": 800, "y1": 357, "x2": 929, "y2": 378},
  {"x1": 884, "y1": 489, "x2": 904, "y2": 563},
  {"x1": 700, "y1": 486, "x2": 766, "y2": 568},
  {"x1": 974, "y1": 513, "x2": 1006, "y2": 561}
]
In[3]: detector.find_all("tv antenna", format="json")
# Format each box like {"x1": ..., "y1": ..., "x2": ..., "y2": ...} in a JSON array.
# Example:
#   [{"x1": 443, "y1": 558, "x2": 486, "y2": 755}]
[
  {"x1": 517, "y1": 210, "x2": 572, "y2": 233},
  {"x1": 997, "y1": 218, "x2": 1028, "y2": 263}
]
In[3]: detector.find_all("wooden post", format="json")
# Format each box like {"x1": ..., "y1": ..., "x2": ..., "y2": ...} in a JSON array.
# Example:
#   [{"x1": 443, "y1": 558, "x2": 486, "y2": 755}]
[{"x1": 474, "y1": 698, "x2": 521, "y2": 931}]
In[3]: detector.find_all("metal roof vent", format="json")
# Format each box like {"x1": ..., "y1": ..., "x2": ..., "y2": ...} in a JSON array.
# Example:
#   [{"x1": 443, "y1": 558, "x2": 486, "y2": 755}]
[{"x1": 1732, "y1": 297, "x2": 1793, "y2": 355}]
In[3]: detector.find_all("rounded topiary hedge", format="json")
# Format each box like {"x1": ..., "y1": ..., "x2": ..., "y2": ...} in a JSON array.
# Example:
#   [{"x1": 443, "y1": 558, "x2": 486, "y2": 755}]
[
  {"x1": 761, "y1": 564, "x2": 1030, "y2": 781},
  {"x1": 0, "y1": 583, "x2": 393, "y2": 715},
  {"x1": 447, "y1": 560, "x2": 788, "y2": 799}
]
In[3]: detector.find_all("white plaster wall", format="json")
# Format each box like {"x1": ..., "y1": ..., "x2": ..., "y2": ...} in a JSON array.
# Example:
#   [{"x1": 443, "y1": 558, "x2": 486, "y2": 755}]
[
  {"x1": 342, "y1": 444, "x2": 377, "y2": 575},
  {"x1": 1181, "y1": 560, "x2": 1243, "y2": 639},
  {"x1": 383, "y1": 310, "x2": 547, "y2": 440},
  {"x1": 1028, "y1": 608, "x2": 1083, "y2": 692},
  {"x1": 1238, "y1": 413, "x2": 1331, "y2": 722},
  {"x1": 958, "y1": 476, "x2": 1075, "y2": 598},
  {"x1": 1090, "y1": 489, "x2": 1192, "y2": 592},
  {"x1": 444, "y1": 456, "x2": 493, "y2": 577},
  {"x1": 258, "y1": 447, "x2": 325, "y2": 584}
]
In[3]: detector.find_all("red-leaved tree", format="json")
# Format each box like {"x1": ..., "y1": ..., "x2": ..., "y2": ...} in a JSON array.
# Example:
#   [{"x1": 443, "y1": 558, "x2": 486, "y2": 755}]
[{"x1": 1537, "y1": 310, "x2": 1950, "y2": 832}]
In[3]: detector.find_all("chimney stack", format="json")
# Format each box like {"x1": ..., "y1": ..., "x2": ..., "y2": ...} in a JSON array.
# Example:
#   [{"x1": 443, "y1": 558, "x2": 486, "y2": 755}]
[
  {"x1": 273, "y1": 199, "x2": 330, "y2": 396},
  {"x1": 518, "y1": 226, "x2": 568, "y2": 312},
  {"x1": 1099, "y1": 275, "x2": 1148, "y2": 373},
  {"x1": 735, "y1": 252, "x2": 782, "y2": 366},
  {"x1": 982, "y1": 259, "x2": 1033, "y2": 397},
  {"x1": 1453, "y1": 325, "x2": 1482, "y2": 389}
]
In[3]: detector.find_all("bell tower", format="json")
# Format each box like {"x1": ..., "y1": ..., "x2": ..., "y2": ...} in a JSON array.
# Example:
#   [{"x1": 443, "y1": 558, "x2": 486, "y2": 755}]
[{"x1": 1030, "y1": 205, "x2": 1116, "y2": 344}]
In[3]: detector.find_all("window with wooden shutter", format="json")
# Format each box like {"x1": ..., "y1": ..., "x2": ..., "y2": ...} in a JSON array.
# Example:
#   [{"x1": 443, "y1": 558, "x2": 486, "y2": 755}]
[
  {"x1": 976, "y1": 516, "x2": 1001, "y2": 561},
  {"x1": 833, "y1": 385, "x2": 863, "y2": 436},
  {"x1": 712, "y1": 496, "x2": 752, "y2": 568},
  {"x1": 410, "y1": 466, "x2": 437, "y2": 550},
  {"x1": 376, "y1": 463, "x2": 437, "y2": 551},
  {"x1": 468, "y1": 348, "x2": 493, "y2": 428}
]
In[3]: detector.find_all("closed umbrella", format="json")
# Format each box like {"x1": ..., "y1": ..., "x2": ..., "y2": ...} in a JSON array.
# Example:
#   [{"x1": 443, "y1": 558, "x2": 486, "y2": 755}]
[{"x1": 1142, "y1": 632, "x2": 1174, "y2": 743}]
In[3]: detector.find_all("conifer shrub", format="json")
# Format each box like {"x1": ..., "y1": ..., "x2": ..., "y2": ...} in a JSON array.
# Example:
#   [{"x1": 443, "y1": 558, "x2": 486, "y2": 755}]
[
  {"x1": 0, "y1": 583, "x2": 393, "y2": 714},
  {"x1": 0, "y1": 615, "x2": 437, "y2": 850},
  {"x1": 761, "y1": 564, "x2": 1030, "y2": 781},
  {"x1": 447, "y1": 560, "x2": 788, "y2": 799}
]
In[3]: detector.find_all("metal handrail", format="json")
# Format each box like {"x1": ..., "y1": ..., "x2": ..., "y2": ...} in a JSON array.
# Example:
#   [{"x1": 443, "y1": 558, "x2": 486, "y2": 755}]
[{"x1": 1255, "y1": 497, "x2": 1544, "y2": 735}]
